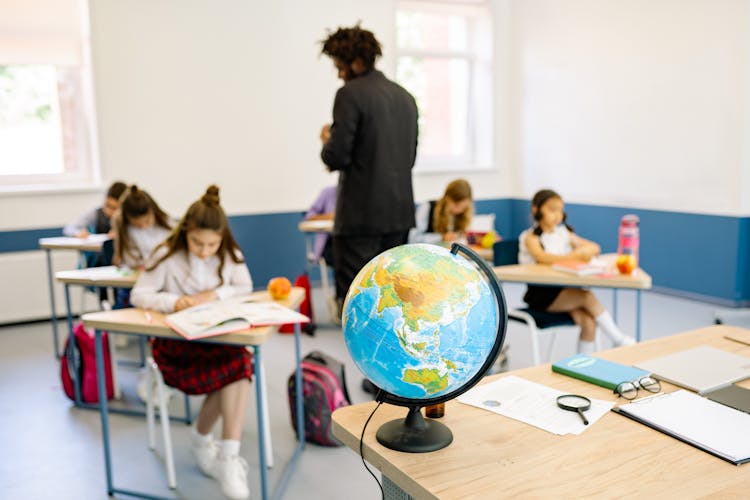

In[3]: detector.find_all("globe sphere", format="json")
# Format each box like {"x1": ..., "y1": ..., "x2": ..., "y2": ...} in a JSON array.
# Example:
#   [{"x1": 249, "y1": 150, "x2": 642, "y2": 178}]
[{"x1": 343, "y1": 243, "x2": 501, "y2": 402}]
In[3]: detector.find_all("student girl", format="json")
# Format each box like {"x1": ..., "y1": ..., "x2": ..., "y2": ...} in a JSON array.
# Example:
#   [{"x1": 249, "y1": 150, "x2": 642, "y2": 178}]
[
  {"x1": 518, "y1": 189, "x2": 635, "y2": 354},
  {"x1": 409, "y1": 178, "x2": 473, "y2": 244},
  {"x1": 111, "y1": 185, "x2": 173, "y2": 270},
  {"x1": 64, "y1": 180, "x2": 127, "y2": 238},
  {"x1": 131, "y1": 185, "x2": 253, "y2": 500}
]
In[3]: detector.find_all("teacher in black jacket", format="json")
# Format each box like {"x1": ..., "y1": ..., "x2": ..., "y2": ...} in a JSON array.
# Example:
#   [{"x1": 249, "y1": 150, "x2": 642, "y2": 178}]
[{"x1": 320, "y1": 24, "x2": 419, "y2": 315}]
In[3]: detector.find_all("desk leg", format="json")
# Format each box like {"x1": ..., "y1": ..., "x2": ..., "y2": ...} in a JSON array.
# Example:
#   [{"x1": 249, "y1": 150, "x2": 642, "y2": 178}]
[
  {"x1": 46, "y1": 249, "x2": 61, "y2": 358},
  {"x1": 94, "y1": 329, "x2": 114, "y2": 496},
  {"x1": 612, "y1": 289, "x2": 618, "y2": 323},
  {"x1": 294, "y1": 322, "x2": 304, "y2": 451},
  {"x1": 253, "y1": 346, "x2": 268, "y2": 500},
  {"x1": 636, "y1": 289, "x2": 642, "y2": 342},
  {"x1": 260, "y1": 361, "x2": 274, "y2": 468},
  {"x1": 65, "y1": 285, "x2": 83, "y2": 406},
  {"x1": 272, "y1": 322, "x2": 306, "y2": 500}
]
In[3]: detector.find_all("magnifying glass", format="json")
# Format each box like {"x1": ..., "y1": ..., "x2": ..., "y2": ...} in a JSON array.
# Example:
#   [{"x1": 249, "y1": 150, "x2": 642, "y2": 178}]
[{"x1": 556, "y1": 394, "x2": 591, "y2": 425}]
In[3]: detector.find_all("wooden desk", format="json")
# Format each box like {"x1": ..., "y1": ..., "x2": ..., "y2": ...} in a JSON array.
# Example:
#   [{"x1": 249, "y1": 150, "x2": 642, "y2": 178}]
[
  {"x1": 495, "y1": 259, "x2": 652, "y2": 340},
  {"x1": 83, "y1": 288, "x2": 307, "y2": 500},
  {"x1": 333, "y1": 325, "x2": 750, "y2": 499},
  {"x1": 39, "y1": 234, "x2": 109, "y2": 357}
]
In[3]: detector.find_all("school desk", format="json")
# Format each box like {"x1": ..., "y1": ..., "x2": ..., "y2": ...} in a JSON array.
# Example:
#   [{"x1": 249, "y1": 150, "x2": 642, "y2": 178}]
[
  {"x1": 39, "y1": 234, "x2": 109, "y2": 358},
  {"x1": 332, "y1": 324, "x2": 750, "y2": 499},
  {"x1": 298, "y1": 219, "x2": 337, "y2": 319},
  {"x1": 494, "y1": 258, "x2": 652, "y2": 340},
  {"x1": 56, "y1": 266, "x2": 140, "y2": 402},
  {"x1": 82, "y1": 288, "x2": 306, "y2": 500}
]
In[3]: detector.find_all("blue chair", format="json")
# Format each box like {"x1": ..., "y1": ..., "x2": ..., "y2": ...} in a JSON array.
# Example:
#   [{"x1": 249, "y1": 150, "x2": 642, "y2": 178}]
[{"x1": 494, "y1": 240, "x2": 598, "y2": 365}]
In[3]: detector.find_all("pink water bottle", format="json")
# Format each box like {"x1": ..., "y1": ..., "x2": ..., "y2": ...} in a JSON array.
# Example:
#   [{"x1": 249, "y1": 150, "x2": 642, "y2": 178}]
[{"x1": 616, "y1": 215, "x2": 639, "y2": 274}]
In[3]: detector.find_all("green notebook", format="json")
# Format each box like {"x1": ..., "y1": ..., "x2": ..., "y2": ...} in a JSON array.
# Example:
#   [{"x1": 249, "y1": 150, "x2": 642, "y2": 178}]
[{"x1": 552, "y1": 354, "x2": 650, "y2": 390}]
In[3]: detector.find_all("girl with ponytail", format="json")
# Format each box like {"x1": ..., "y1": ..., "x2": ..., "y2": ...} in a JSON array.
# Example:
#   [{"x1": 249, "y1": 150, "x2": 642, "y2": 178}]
[{"x1": 131, "y1": 185, "x2": 254, "y2": 499}]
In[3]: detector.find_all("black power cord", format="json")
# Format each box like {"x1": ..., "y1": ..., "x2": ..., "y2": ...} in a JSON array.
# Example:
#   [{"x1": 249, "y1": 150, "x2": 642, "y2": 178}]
[{"x1": 359, "y1": 398, "x2": 384, "y2": 500}]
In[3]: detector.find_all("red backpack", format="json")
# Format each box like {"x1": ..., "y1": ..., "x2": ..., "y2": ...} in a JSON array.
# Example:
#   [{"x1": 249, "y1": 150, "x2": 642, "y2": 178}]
[
  {"x1": 279, "y1": 273, "x2": 316, "y2": 335},
  {"x1": 61, "y1": 322, "x2": 114, "y2": 403}
]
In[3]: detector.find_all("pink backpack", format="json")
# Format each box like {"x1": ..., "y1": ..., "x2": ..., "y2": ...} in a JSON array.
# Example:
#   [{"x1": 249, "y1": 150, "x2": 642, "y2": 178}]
[
  {"x1": 287, "y1": 351, "x2": 351, "y2": 446},
  {"x1": 61, "y1": 322, "x2": 114, "y2": 403}
]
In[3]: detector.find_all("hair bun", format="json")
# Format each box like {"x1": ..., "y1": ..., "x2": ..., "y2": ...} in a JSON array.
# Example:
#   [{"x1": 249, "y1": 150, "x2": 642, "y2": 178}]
[
  {"x1": 202, "y1": 185, "x2": 221, "y2": 207},
  {"x1": 130, "y1": 184, "x2": 139, "y2": 194}
]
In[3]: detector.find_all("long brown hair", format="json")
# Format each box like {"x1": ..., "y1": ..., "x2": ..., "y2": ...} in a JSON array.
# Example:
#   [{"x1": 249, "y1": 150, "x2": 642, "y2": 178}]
[
  {"x1": 432, "y1": 179, "x2": 473, "y2": 234},
  {"x1": 114, "y1": 185, "x2": 172, "y2": 264},
  {"x1": 148, "y1": 185, "x2": 244, "y2": 285}
]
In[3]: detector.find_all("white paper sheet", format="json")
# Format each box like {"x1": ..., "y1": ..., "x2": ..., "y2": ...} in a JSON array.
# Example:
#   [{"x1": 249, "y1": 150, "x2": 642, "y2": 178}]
[{"x1": 458, "y1": 375, "x2": 614, "y2": 435}]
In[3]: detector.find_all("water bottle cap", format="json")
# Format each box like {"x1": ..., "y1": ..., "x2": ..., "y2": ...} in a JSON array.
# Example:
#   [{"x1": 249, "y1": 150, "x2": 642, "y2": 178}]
[{"x1": 621, "y1": 214, "x2": 639, "y2": 226}]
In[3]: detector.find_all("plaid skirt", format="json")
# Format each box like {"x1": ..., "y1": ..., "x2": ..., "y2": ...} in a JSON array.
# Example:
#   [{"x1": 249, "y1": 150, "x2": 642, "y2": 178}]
[{"x1": 152, "y1": 338, "x2": 253, "y2": 395}]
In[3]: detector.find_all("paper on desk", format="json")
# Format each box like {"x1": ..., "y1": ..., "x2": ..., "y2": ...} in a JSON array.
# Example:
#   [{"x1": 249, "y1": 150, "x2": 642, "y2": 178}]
[{"x1": 458, "y1": 375, "x2": 614, "y2": 435}]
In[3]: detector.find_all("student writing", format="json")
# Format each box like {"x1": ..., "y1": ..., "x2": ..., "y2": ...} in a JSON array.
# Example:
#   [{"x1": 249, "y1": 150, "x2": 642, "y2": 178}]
[
  {"x1": 131, "y1": 185, "x2": 253, "y2": 500},
  {"x1": 409, "y1": 179, "x2": 473, "y2": 244},
  {"x1": 518, "y1": 189, "x2": 635, "y2": 354},
  {"x1": 63, "y1": 181, "x2": 127, "y2": 238}
]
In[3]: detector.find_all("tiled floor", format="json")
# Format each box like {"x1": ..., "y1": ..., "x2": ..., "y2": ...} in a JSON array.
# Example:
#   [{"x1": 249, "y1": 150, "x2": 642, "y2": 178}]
[{"x1": 0, "y1": 282, "x2": 726, "y2": 499}]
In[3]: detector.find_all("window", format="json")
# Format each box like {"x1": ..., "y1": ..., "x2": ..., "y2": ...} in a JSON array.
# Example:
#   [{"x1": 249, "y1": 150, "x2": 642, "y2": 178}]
[
  {"x1": 396, "y1": 0, "x2": 493, "y2": 172},
  {"x1": 0, "y1": 0, "x2": 100, "y2": 192}
]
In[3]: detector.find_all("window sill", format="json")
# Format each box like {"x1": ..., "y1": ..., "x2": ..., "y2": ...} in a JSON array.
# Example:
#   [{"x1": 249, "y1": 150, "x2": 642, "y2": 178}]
[
  {"x1": 0, "y1": 182, "x2": 104, "y2": 198},
  {"x1": 414, "y1": 163, "x2": 495, "y2": 175}
]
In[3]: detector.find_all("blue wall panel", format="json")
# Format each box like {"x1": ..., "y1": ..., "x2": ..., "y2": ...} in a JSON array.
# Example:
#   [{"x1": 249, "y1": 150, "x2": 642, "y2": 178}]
[
  {"x1": 228, "y1": 212, "x2": 307, "y2": 288},
  {"x1": 2, "y1": 202, "x2": 748, "y2": 304}
]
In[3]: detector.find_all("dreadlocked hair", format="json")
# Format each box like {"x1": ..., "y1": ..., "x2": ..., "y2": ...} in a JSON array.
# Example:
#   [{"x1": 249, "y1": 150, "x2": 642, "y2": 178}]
[
  {"x1": 114, "y1": 185, "x2": 172, "y2": 264},
  {"x1": 320, "y1": 23, "x2": 382, "y2": 69},
  {"x1": 148, "y1": 185, "x2": 244, "y2": 286}
]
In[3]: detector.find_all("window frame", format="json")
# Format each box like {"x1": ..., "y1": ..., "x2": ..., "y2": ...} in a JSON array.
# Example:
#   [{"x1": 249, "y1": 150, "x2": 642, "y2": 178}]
[
  {"x1": 0, "y1": 3, "x2": 101, "y2": 195},
  {"x1": 395, "y1": 0, "x2": 493, "y2": 174}
]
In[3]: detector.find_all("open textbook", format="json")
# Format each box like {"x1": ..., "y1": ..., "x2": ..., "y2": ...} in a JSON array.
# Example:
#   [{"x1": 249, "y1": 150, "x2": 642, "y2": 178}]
[{"x1": 166, "y1": 297, "x2": 309, "y2": 340}]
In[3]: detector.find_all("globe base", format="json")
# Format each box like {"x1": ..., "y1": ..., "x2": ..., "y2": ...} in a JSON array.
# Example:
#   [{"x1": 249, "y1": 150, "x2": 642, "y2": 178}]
[{"x1": 375, "y1": 406, "x2": 453, "y2": 453}]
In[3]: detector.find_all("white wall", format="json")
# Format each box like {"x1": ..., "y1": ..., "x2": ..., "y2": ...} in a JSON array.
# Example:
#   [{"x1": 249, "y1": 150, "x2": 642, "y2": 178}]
[
  {"x1": 0, "y1": 0, "x2": 513, "y2": 233},
  {"x1": 512, "y1": 0, "x2": 750, "y2": 216}
]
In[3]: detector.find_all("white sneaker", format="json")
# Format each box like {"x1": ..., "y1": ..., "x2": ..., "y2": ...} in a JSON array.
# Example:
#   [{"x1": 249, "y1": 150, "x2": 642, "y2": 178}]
[
  {"x1": 614, "y1": 335, "x2": 637, "y2": 347},
  {"x1": 215, "y1": 454, "x2": 250, "y2": 499},
  {"x1": 191, "y1": 439, "x2": 219, "y2": 478}
]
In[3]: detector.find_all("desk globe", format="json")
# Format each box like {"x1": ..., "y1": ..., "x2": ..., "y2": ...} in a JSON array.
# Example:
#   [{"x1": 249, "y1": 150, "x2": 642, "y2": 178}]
[{"x1": 343, "y1": 243, "x2": 507, "y2": 452}]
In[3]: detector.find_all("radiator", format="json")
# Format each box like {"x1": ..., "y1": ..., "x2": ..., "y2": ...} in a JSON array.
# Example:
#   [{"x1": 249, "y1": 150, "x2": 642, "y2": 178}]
[{"x1": 0, "y1": 250, "x2": 94, "y2": 324}]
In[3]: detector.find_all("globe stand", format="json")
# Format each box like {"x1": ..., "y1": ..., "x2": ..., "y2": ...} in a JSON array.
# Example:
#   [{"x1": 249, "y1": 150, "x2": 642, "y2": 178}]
[{"x1": 375, "y1": 406, "x2": 453, "y2": 453}]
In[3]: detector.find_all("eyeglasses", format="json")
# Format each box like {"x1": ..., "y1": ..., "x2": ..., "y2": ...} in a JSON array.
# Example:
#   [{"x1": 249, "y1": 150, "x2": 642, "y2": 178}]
[{"x1": 614, "y1": 376, "x2": 661, "y2": 400}]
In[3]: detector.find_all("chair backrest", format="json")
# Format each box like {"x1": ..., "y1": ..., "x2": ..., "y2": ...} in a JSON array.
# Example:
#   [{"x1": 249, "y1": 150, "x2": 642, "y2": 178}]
[
  {"x1": 493, "y1": 239, "x2": 519, "y2": 266},
  {"x1": 101, "y1": 239, "x2": 114, "y2": 266}
]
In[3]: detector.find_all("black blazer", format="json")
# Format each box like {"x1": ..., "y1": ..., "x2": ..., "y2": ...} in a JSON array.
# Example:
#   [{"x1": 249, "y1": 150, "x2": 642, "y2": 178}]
[{"x1": 321, "y1": 69, "x2": 418, "y2": 236}]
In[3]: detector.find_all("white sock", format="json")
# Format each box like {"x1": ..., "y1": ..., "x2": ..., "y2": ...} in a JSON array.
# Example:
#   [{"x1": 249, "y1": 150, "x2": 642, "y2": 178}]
[
  {"x1": 220, "y1": 439, "x2": 241, "y2": 457},
  {"x1": 577, "y1": 340, "x2": 596, "y2": 355},
  {"x1": 595, "y1": 311, "x2": 626, "y2": 342},
  {"x1": 191, "y1": 427, "x2": 213, "y2": 445}
]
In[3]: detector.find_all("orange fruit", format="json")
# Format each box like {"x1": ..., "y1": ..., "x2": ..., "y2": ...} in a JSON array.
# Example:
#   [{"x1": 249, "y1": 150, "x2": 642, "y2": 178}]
[
  {"x1": 616, "y1": 255, "x2": 637, "y2": 274},
  {"x1": 268, "y1": 277, "x2": 292, "y2": 300}
]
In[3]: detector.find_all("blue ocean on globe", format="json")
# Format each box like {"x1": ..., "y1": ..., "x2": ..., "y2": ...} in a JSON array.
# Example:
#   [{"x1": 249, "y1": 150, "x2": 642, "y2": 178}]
[{"x1": 343, "y1": 244, "x2": 499, "y2": 400}]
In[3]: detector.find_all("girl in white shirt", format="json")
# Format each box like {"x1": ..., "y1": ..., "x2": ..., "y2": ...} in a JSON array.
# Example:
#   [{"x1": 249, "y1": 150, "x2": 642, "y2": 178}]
[
  {"x1": 519, "y1": 189, "x2": 634, "y2": 354},
  {"x1": 111, "y1": 185, "x2": 173, "y2": 270},
  {"x1": 131, "y1": 185, "x2": 253, "y2": 500}
]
